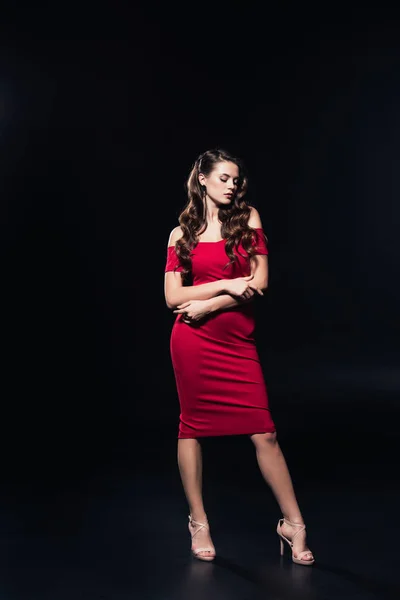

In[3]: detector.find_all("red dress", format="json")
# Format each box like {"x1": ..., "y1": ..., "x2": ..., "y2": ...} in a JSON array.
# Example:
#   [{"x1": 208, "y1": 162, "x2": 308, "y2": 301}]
[{"x1": 165, "y1": 228, "x2": 276, "y2": 439}]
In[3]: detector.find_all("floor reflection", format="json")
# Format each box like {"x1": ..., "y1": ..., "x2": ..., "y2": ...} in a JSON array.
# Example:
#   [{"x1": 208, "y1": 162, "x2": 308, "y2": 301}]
[{"x1": 173, "y1": 559, "x2": 216, "y2": 599}]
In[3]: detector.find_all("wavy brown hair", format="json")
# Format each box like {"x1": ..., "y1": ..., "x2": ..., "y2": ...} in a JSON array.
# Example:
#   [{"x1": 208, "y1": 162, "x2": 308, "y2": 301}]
[{"x1": 175, "y1": 148, "x2": 262, "y2": 278}]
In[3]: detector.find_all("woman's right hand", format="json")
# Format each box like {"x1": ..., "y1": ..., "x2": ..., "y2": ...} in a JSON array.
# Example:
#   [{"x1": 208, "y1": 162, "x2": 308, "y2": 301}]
[{"x1": 222, "y1": 275, "x2": 263, "y2": 300}]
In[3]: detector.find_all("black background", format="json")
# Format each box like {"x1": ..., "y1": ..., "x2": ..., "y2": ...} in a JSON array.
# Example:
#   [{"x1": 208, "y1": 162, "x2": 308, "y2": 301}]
[{"x1": 1, "y1": 2, "x2": 400, "y2": 487}]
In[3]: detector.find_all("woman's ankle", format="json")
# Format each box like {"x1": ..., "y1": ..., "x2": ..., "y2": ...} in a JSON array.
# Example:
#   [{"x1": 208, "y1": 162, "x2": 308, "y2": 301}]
[
  {"x1": 189, "y1": 511, "x2": 208, "y2": 523},
  {"x1": 283, "y1": 515, "x2": 304, "y2": 526}
]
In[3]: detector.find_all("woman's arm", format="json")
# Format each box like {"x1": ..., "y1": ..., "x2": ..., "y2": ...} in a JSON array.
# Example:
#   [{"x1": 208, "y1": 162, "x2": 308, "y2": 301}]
[
  {"x1": 175, "y1": 207, "x2": 269, "y2": 317},
  {"x1": 165, "y1": 227, "x2": 226, "y2": 309},
  {"x1": 173, "y1": 294, "x2": 251, "y2": 321},
  {"x1": 165, "y1": 272, "x2": 227, "y2": 310},
  {"x1": 165, "y1": 208, "x2": 268, "y2": 311},
  {"x1": 207, "y1": 293, "x2": 252, "y2": 312},
  {"x1": 207, "y1": 207, "x2": 269, "y2": 313},
  {"x1": 247, "y1": 206, "x2": 269, "y2": 290},
  {"x1": 164, "y1": 226, "x2": 259, "y2": 309}
]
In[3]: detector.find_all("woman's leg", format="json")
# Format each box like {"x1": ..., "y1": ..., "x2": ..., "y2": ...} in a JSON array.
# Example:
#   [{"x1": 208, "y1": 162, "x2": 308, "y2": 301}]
[
  {"x1": 250, "y1": 432, "x2": 314, "y2": 561},
  {"x1": 177, "y1": 438, "x2": 215, "y2": 557}
]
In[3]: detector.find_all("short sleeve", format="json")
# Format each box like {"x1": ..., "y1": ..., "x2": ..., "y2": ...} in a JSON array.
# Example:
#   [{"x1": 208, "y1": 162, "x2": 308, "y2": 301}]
[
  {"x1": 165, "y1": 246, "x2": 184, "y2": 272},
  {"x1": 251, "y1": 228, "x2": 268, "y2": 255}
]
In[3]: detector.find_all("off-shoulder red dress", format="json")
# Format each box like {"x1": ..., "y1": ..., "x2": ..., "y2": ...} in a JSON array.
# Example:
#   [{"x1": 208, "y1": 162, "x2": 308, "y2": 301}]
[{"x1": 165, "y1": 228, "x2": 276, "y2": 439}]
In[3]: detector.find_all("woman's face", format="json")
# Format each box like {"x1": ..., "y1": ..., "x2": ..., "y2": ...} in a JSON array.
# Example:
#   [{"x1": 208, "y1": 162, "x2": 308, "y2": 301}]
[{"x1": 200, "y1": 161, "x2": 240, "y2": 205}]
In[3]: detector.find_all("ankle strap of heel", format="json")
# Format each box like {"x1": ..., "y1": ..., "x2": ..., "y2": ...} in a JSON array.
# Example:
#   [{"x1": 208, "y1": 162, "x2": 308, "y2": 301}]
[
  {"x1": 280, "y1": 517, "x2": 306, "y2": 540},
  {"x1": 283, "y1": 518, "x2": 306, "y2": 529},
  {"x1": 188, "y1": 515, "x2": 209, "y2": 534}
]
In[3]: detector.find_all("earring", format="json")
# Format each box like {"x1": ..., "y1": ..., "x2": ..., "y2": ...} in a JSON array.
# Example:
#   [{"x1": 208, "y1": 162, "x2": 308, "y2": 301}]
[{"x1": 200, "y1": 184, "x2": 207, "y2": 195}]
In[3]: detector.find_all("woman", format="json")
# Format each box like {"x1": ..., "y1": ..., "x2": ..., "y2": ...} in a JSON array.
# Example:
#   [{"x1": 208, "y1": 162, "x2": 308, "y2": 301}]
[{"x1": 164, "y1": 148, "x2": 314, "y2": 566}]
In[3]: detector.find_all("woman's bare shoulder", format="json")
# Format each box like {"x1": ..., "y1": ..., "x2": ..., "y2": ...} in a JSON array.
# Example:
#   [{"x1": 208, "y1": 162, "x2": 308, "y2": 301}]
[
  {"x1": 167, "y1": 226, "x2": 183, "y2": 247},
  {"x1": 248, "y1": 206, "x2": 263, "y2": 228}
]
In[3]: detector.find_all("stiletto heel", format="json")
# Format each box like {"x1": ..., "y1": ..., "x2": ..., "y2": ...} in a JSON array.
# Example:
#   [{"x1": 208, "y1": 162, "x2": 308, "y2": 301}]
[
  {"x1": 188, "y1": 515, "x2": 216, "y2": 562},
  {"x1": 279, "y1": 538, "x2": 284, "y2": 556},
  {"x1": 276, "y1": 517, "x2": 315, "y2": 566}
]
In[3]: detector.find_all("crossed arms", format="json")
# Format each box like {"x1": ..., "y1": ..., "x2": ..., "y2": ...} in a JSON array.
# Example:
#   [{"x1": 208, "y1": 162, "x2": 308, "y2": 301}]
[{"x1": 164, "y1": 208, "x2": 268, "y2": 320}]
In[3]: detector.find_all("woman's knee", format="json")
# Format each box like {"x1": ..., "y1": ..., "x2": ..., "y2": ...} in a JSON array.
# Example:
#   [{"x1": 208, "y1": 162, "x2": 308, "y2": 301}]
[{"x1": 250, "y1": 431, "x2": 278, "y2": 449}]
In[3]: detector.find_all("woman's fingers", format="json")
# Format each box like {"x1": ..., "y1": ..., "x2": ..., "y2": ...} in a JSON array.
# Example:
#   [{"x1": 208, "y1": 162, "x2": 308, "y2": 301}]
[
  {"x1": 241, "y1": 285, "x2": 264, "y2": 300},
  {"x1": 243, "y1": 289, "x2": 254, "y2": 299},
  {"x1": 183, "y1": 313, "x2": 196, "y2": 323},
  {"x1": 249, "y1": 284, "x2": 264, "y2": 296}
]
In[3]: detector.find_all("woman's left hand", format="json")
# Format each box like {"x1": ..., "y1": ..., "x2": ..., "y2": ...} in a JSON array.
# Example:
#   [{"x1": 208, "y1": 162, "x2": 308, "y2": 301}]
[{"x1": 173, "y1": 300, "x2": 212, "y2": 323}]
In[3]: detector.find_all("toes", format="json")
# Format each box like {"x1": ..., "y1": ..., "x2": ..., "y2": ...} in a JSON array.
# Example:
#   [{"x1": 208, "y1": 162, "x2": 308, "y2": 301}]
[
  {"x1": 294, "y1": 550, "x2": 313, "y2": 560},
  {"x1": 197, "y1": 549, "x2": 213, "y2": 556}
]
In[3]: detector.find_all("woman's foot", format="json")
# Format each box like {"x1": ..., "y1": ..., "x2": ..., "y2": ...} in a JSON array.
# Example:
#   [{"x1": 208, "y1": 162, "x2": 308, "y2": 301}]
[
  {"x1": 280, "y1": 519, "x2": 314, "y2": 562},
  {"x1": 188, "y1": 514, "x2": 216, "y2": 561}
]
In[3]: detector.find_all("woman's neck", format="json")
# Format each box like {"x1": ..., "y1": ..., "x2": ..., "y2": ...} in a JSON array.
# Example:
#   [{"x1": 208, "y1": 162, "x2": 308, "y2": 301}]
[{"x1": 205, "y1": 198, "x2": 220, "y2": 223}]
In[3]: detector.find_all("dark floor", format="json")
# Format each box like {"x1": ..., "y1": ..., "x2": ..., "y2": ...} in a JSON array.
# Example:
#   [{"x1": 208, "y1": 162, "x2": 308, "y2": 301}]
[{"x1": 0, "y1": 382, "x2": 399, "y2": 600}]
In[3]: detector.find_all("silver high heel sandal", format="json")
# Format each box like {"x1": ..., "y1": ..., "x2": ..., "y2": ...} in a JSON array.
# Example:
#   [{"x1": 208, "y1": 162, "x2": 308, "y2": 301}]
[
  {"x1": 188, "y1": 515, "x2": 216, "y2": 561},
  {"x1": 277, "y1": 517, "x2": 315, "y2": 566}
]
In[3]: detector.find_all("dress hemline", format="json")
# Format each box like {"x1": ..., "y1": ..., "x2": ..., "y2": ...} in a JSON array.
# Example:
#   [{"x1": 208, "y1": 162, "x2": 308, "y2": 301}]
[{"x1": 178, "y1": 427, "x2": 276, "y2": 439}]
